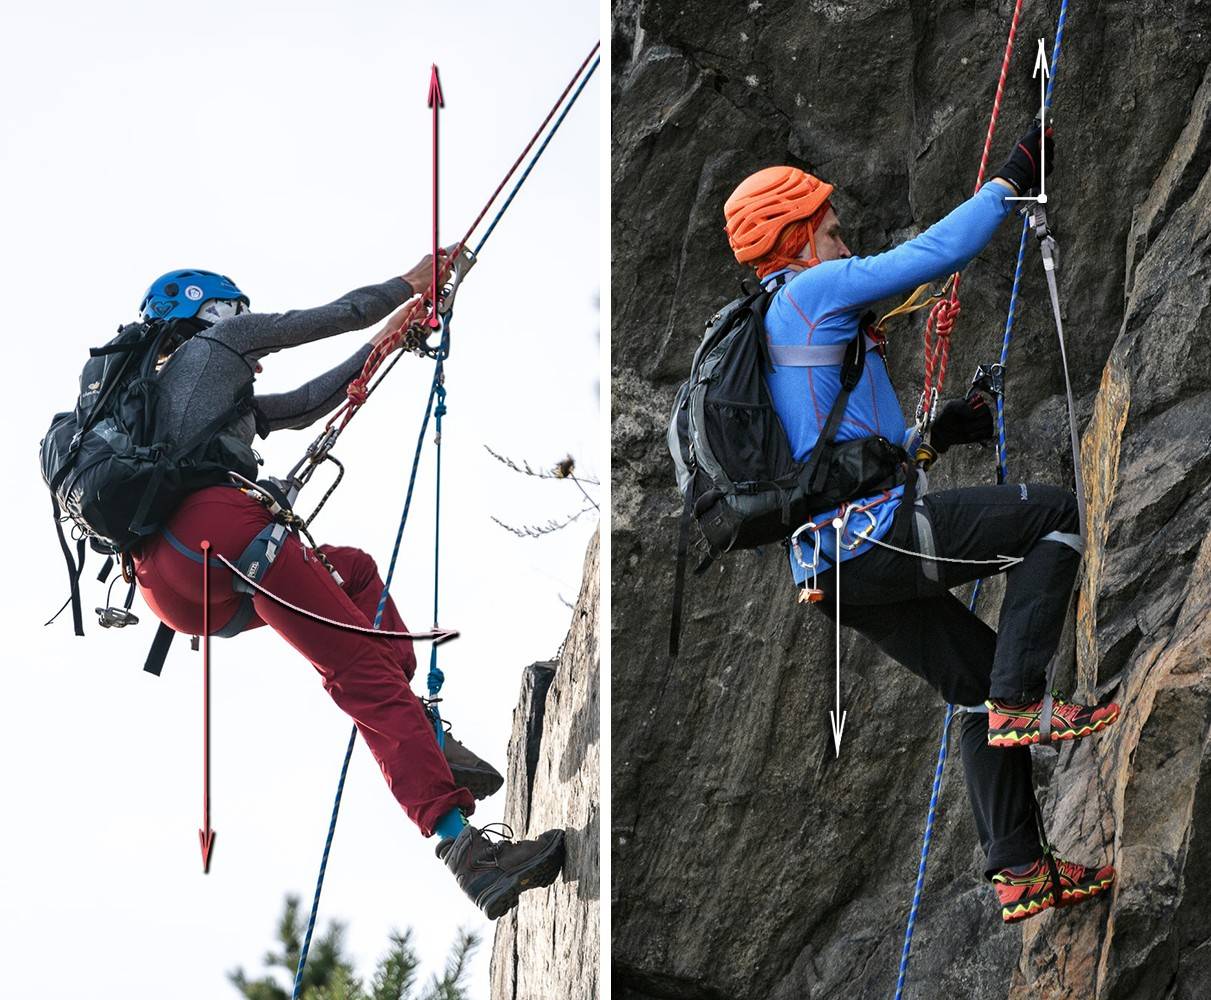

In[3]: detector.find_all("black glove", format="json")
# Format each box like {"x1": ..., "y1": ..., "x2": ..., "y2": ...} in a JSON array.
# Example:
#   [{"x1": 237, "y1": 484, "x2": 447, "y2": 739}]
[
  {"x1": 930, "y1": 392, "x2": 994, "y2": 453},
  {"x1": 994, "y1": 119, "x2": 1054, "y2": 195}
]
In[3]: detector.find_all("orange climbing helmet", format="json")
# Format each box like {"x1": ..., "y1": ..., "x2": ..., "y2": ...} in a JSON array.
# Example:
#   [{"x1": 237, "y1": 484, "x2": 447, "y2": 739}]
[{"x1": 723, "y1": 166, "x2": 834, "y2": 274}]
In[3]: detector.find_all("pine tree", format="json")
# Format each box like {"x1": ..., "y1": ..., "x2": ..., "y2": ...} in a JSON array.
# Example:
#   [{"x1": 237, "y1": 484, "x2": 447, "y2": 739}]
[{"x1": 229, "y1": 896, "x2": 478, "y2": 1000}]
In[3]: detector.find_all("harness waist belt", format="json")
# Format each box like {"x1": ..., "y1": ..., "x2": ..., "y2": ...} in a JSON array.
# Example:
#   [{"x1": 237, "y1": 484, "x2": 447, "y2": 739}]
[
  {"x1": 159, "y1": 520, "x2": 291, "y2": 640},
  {"x1": 768, "y1": 335, "x2": 879, "y2": 368}
]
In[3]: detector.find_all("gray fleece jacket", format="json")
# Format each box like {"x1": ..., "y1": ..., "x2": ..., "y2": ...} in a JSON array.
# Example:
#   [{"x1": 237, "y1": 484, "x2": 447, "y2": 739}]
[{"x1": 156, "y1": 277, "x2": 414, "y2": 451}]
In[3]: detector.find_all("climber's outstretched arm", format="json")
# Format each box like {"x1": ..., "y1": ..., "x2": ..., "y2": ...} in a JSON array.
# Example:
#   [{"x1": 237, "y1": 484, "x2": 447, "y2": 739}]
[
  {"x1": 254, "y1": 300, "x2": 419, "y2": 432},
  {"x1": 209, "y1": 252, "x2": 437, "y2": 360}
]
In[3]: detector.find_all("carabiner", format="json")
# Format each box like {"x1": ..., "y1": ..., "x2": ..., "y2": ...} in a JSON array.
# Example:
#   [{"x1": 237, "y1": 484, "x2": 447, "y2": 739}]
[
  {"x1": 791, "y1": 520, "x2": 826, "y2": 604},
  {"x1": 791, "y1": 520, "x2": 823, "y2": 573},
  {"x1": 837, "y1": 505, "x2": 878, "y2": 551}
]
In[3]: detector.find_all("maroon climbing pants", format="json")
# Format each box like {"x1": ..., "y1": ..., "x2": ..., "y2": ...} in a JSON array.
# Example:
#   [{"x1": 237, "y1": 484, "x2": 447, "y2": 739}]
[{"x1": 133, "y1": 486, "x2": 475, "y2": 836}]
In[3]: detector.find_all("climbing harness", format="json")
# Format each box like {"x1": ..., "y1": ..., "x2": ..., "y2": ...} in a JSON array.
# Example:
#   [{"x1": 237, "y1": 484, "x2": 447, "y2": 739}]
[
  {"x1": 894, "y1": 4, "x2": 1076, "y2": 997},
  {"x1": 282, "y1": 45, "x2": 600, "y2": 998}
]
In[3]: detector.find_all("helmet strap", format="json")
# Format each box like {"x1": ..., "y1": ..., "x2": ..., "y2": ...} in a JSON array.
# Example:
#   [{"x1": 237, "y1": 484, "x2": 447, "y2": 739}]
[{"x1": 802, "y1": 226, "x2": 821, "y2": 268}]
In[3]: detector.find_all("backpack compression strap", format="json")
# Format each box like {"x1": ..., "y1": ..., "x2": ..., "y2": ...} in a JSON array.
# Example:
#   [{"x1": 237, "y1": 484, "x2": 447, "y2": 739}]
[{"x1": 48, "y1": 496, "x2": 87, "y2": 637}]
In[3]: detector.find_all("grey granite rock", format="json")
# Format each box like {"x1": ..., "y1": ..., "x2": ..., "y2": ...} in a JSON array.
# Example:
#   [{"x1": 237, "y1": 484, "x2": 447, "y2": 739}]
[
  {"x1": 612, "y1": 3, "x2": 1211, "y2": 997},
  {"x1": 491, "y1": 531, "x2": 600, "y2": 1000}
]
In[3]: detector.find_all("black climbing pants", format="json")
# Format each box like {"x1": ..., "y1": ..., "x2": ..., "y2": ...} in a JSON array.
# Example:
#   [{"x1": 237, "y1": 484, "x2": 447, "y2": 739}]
[{"x1": 813, "y1": 482, "x2": 1082, "y2": 873}]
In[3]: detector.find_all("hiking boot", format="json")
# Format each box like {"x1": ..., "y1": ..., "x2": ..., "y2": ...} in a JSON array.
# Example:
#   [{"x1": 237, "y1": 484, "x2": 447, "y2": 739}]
[
  {"x1": 986, "y1": 693, "x2": 1120, "y2": 748},
  {"x1": 442, "y1": 732, "x2": 505, "y2": 800},
  {"x1": 992, "y1": 855, "x2": 1115, "y2": 923},
  {"x1": 426, "y1": 705, "x2": 504, "y2": 800},
  {"x1": 436, "y1": 823, "x2": 565, "y2": 919}
]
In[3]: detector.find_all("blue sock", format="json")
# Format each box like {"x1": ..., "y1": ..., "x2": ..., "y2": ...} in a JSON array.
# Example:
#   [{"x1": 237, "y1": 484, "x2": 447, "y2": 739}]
[{"x1": 434, "y1": 808, "x2": 466, "y2": 842}]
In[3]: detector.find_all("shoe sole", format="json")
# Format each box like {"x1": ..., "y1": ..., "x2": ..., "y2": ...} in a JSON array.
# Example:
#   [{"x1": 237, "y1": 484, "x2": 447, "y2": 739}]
[
  {"x1": 988, "y1": 704, "x2": 1120, "y2": 748},
  {"x1": 476, "y1": 831, "x2": 567, "y2": 920},
  {"x1": 1000, "y1": 872, "x2": 1116, "y2": 923},
  {"x1": 450, "y1": 763, "x2": 505, "y2": 801}
]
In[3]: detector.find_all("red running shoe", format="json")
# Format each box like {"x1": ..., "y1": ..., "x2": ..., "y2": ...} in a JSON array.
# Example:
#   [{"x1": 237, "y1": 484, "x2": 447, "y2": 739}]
[
  {"x1": 986, "y1": 694, "x2": 1120, "y2": 747},
  {"x1": 992, "y1": 855, "x2": 1115, "y2": 923}
]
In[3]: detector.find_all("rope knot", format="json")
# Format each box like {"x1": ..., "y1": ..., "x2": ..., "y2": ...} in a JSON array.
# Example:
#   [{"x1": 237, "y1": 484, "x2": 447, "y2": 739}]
[
  {"x1": 346, "y1": 380, "x2": 369, "y2": 406},
  {"x1": 934, "y1": 298, "x2": 960, "y2": 338}
]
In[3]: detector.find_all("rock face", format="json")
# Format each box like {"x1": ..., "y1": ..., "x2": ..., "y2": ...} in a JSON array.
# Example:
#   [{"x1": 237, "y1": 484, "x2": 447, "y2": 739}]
[
  {"x1": 491, "y1": 531, "x2": 600, "y2": 1000},
  {"x1": 612, "y1": 3, "x2": 1211, "y2": 998}
]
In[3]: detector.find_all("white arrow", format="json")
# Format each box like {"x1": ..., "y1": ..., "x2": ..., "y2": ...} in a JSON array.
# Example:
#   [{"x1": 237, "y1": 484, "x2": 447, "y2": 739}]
[
  {"x1": 1034, "y1": 38, "x2": 1050, "y2": 204},
  {"x1": 1008, "y1": 37, "x2": 1051, "y2": 205},
  {"x1": 829, "y1": 518, "x2": 847, "y2": 757},
  {"x1": 858, "y1": 534, "x2": 1024, "y2": 572}
]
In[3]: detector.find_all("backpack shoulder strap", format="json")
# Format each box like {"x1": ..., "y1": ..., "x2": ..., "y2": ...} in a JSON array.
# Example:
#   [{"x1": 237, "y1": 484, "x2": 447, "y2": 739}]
[
  {"x1": 800, "y1": 331, "x2": 868, "y2": 497},
  {"x1": 126, "y1": 397, "x2": 251, "y2": 539}
]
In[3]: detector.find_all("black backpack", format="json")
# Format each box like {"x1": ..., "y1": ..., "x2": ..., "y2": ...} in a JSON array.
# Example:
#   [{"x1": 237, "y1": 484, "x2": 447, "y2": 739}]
[
  {"x1": 40, "y1": 319, "x2": 261, "y2": 635},
  {"x1": 666, "y1": 280, "x2": 910, "y2": 654}
]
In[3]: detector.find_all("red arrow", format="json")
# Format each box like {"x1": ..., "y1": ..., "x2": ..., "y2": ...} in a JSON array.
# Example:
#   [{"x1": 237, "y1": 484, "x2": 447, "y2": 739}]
[
  {"x1": 428, "y1": 64, "x2": 444, "y2": 329},
  {"x1": 199, "y1": 540, "x2": 216, "y2": 873}
]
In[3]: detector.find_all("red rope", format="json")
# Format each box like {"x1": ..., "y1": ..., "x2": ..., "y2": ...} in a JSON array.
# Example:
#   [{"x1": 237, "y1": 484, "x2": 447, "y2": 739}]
[
  {"x1": 448, "y1": 41, "x2": 600, "y2": 266},
  {"x1": 919, "y1": 0, "x2": 1023, "y2": 416}
]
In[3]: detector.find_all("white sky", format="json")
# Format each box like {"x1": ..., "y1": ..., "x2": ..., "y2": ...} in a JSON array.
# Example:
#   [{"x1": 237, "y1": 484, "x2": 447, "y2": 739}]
[{"x1": 0, "y1": 3, "x2": 601, "y2": 997}]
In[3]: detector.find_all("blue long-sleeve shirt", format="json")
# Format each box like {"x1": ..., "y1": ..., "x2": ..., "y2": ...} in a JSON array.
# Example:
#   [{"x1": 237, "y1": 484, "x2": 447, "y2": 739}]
[{"x1": 764, "y1": 182, "x2": 1014, "y2": 583}]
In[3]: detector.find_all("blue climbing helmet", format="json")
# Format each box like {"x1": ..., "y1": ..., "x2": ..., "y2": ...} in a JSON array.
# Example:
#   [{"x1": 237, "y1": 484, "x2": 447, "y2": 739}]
[{"x1": 139, "y1": 269, "x2": 250, "y2": 322}]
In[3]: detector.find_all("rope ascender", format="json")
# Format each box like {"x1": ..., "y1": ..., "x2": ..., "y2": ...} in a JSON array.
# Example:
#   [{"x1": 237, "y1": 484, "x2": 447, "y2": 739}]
[{"x1": 263, "y1": 44, "x2": 600, "y2": 998}]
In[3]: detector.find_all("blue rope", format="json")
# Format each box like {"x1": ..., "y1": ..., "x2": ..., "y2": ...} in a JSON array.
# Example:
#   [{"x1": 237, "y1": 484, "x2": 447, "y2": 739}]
[
  {"x1": 995, "y1": 219, "x2": 1031, "y2": 485},
  {"x1": 894, "y1": 703, "x2": 955, "y2": 999},
  {"x1": 373, "y1": 360, "x2": 446, "y2": 626},
  {"x1": 291, "y1": 725, "x2": 357, "y2": 999},
  {"x1": 428, "y1": 377, "x2": 447, "y2": 749},
  {"x1": 895, "y1": 5, "x2": 1070, "y2": 995},
  {"x1": 290, "y1": 50, "x2": 597, "y2": 992},
  {"x1": 292, "y1": 350, "x2": 447, "y2": 999},
  {"x1": 473, "y1": 55, "x2": 600, "y2": 257}
]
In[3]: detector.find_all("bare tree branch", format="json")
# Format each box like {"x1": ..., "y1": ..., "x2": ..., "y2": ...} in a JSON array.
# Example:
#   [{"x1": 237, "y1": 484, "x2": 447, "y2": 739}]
[
  {"x1": 569, "y1": 471, "x2": 600, "y2": 512},
  {"x1": 483, "y1": 445, "x2": 600, "y2": 486},
  {"x1": 490, "y1": 505, "x2": 598, "y2": 538}
]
